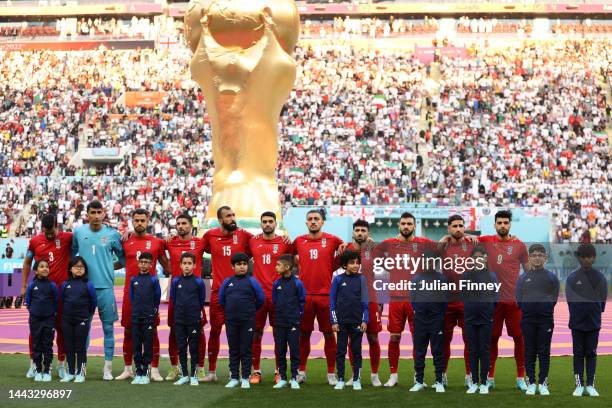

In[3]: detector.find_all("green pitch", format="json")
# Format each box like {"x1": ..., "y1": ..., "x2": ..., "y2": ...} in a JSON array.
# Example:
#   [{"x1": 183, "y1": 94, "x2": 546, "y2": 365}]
[{"x1": 0, "y1": 354, "x2": 610, "y2": 408}]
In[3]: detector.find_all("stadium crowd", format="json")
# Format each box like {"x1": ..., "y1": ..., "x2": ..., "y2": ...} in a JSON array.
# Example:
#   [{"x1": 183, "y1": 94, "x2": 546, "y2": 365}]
[{"x1": 0, "y1": 39, "x2": 610, "y2": 242}]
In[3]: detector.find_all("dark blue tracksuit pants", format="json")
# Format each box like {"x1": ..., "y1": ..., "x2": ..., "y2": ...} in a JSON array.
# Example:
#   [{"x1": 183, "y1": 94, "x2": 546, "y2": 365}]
[
  {"x1": 29, "y1": 315, "x2": 55, "y2": 374},
  {"x1": 274, "y1": 325, "x2": 300, "y2": 381},
  {"x1": 413, "y1": 319, "x2": 445, "y2": 384},
  {"x1": 522, "y1": 321, "x2": 553, "y2": 385},
  {"x1": 336, "y1": 323, "x2": 363, "y2": 382},
  {"x1": 61, "y1": 315, "x2": 89, "y2": 375},
  {"x1": 571, "y1": 329, "x2": 599, "y2": 386},
  {"x1": 133, "y1": 317, "x2": 155, "y2": 376},
  {"x1": 226, "y1": 318, "x2": 255, "y2": 380},
  {"x1": 175, "y1": 320, "x2": 200, "y2": 377},
  {"x1": 465, "y1": 323, "x2": 492, "y2": 385}
]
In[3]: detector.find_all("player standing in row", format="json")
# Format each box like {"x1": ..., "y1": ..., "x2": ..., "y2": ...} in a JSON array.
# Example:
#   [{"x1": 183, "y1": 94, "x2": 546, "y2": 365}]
[
  {"x1": 201, "y1": 206, "x2": 253, "y2": 382},
  {"x1": 116, "y1": 209, "x2": 169, "y2": 382},
  {"x1": 340, "y1": 220, "x2": 382, "y2": 387},
  {"x1": 383, "y1": 212, "x2": 435, "y2": 387},
  {"x1": 440, "y1": 215, "x2": 473, "y2": 387},
  {"x1": 21, "y1": 214, "x2": 72, "y2": 379},
  {"x1": 71, "y1": 200, "x2": 125, "y2": 380},
  {"x1": 478, "y1": 210, "x2": 529, "y2": 390},
  {"x1": 248, "y1": 212, "x2": 293, "y2": 384},
  {"x1": 164, "y1": 213, "x2": 208, "y2": 381},
  {"x1": 293, "y1": 209, "x2": 344, "y2": 385}
]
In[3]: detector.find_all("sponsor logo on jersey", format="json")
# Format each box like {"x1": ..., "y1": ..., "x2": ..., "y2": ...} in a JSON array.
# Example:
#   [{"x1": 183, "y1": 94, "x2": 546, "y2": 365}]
[{"x1": 229, "y1": 283, "x2": 234, "y2": 287}]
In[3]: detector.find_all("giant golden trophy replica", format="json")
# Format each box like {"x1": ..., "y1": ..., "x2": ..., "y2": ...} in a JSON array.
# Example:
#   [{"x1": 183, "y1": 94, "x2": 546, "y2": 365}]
[{"x1": 185, "y1": 0, "x2": 299, "y2": 223}]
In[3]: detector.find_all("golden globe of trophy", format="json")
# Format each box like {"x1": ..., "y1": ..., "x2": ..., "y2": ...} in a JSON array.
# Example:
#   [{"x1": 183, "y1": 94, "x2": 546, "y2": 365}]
[{"x1": 185, "y1": 0, "x2": 299, "y2": 225}]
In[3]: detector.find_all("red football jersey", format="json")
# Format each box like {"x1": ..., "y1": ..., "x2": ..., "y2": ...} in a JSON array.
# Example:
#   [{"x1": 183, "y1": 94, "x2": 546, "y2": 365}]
[
  {"x1": 381, "y1": 236, "x2": 435, "y2": 299},
  {"x1": 442, "y1": 240, "x2": 475, "y2": 301},
  {"x1": 122, "y1": 234, "x2": 166, "y2": 291},
  {"x1": 249, "y1": 235, "x2": 293, "y2": 298},
  {"x1": 293, "y1": 232, "x2": 343, "y2": 295},
  {"x1": 202, "y1": 228, "x2": 253, "y2": 291},
  {"x1": 26, "y1": 231, "x2": 73, "y2": 286},
  {"x1": 166, "y1": 236, "x2": 206, "y2": 278},
  {"x1": 478, "y1": 235, "x2": 528, "y2": 301}
]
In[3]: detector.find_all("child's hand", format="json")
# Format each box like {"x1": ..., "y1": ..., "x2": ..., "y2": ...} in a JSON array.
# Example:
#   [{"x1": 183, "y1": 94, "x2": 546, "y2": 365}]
[
  {"x1": 332, "y1": 324, "x2": 339, "y2": 332},
  {"x1": 360, "y1": 323, "x2": 367, "y2": 332}
]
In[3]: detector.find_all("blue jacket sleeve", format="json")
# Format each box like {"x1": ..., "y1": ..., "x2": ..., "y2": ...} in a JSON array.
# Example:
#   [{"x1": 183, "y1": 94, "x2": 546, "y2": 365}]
[
  {"x1": 51, "y1": 283, "x2": 59, "y2": 314},
  {"x1": 565, "y1": 275, "x2": 573, "y2": 306},
  {"x1": 61, "y1": 281, "x2": 68, "y2": 305},
  {"x1": 25, "y1": 282, "x2": 34, "y2": 309},
  {"x1": 170, "y1": 277, "x2": 179, "y2": 304},
  {"x1": 601, "y1": 274, "x2": 608, "y2": 313},
  {"x1": 491, "y1": 273, "x2": 500, "y2": 304},
  {"x1": 550, "y1": 271, "x2": 560, "y2": 306},
  {"x1": 218, "y1": 278, "x2": 228, "y2": 307},
  {"x1": 87, "y1": 283, "x2": 97, "y2": 315},
  {"x1": 129, "y1": 278, "x2": 135, "y2": 303},
  {"x1": 153, "y1": 277, "x2": 161, "y2": 313},
  {"x1": 249, "y1": 277, "x2": 265, "y2": 310},
  {"x1": 272, "y1": 279, "x2": 278, "y2": 305},
  {"x1": 297, "y1": 279, "x2": 306, "y2": 318},
  {"x1": 329, "y1": 276, "x2": 339, "y2": 324},
  {"x1": 515, "y1": 274, "x2": 525, "y2": 309},
  {"x1": 197, "y1": 279, "x2": 206, "y2": 310},
  {"x1": 360, "y1": 275, "x2": 369, "y2": 324}
]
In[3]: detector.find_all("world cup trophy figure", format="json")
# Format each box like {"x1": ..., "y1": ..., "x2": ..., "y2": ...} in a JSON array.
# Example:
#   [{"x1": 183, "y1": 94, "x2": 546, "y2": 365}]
[{"x1": 185, "y1": 0, "x2": 299, "y2": 224}]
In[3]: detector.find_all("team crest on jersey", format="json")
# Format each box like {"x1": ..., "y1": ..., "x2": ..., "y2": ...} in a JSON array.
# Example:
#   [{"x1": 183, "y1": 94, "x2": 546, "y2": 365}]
[
  {"x1": 146, "y1": 241, "x2": 151, "y2": 250},
  {"x1": 272, "y1": 244, "x2": 278, "y2": 254},
  {"x1": 322, "y1": 238, "x2": 327, "y2": 248},
  {"x1": 190, "y1": 241, "x2": 196, "y2": 250},
  {"x1": 101, "y1": 237, "x2": 107, "y2": 246},
  {"x1": 461, "y1": 242, "x2": 467, "y2": 251},
  {"x1": 55, "y1": 240, "x2": 61, "y2": 249},
  {"x1": 364, "y1": 250, "x2": 371, "y2": 260},
  {"x1": 413, "y1": 243, "x2": 418, "y2": 252},
  {"x1": 233, "y1": 234, "x2": 238, "y2": 245},
  {"x1": 507, "y1": 246, "x2": 513, "y2": 255}
]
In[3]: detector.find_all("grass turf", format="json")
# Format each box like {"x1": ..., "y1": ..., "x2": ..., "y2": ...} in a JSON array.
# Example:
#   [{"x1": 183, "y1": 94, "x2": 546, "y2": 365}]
[{"x1": 1, "y1": 355, "x2": 610, "y2": 408}]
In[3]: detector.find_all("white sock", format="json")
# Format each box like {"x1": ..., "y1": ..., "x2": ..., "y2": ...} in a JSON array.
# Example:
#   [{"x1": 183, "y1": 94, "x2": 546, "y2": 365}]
[
  {"x1": 104, "y1": 361, "x2": 113, "y2": 370},
  {"x1": 124, "y1": 365, "x2": 132, "y2": 372},
  {"x1": 298, "y1": 370, "x2": 305, "y2": 375},
  {"x1": 58, "y1": 361, "x2": 65, "y2": 367}
]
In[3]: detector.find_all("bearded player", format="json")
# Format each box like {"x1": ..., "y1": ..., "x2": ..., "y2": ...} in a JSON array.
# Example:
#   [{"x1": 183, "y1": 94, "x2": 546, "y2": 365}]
[
  {"x1": 116, "y1": 209, "x2": 169, "y2": 382},
  {"x1": 293, "y1": 209, "x2": 344, "y2": 385},
  {"x1": 478, "y1": 210, "x2": 529, "y2": 391},
  {"x1": 248, "y1": 211, "x2": 293, "y2": 384},
  {"x1": 440, "y1": 214, "x2": 473, "y2": 388},
  {"x1": 383, "y1": 212, "x2": 435, "y2": 388},
  {"x1": 339, "y1": 219, "x2": 383, "y2": 387},
  {"x1": 164, "y1": 213, "x2": 208, "y2": 381},
  {"x1": 21, "y1": 213, "x2": 73, "y2": 379},
  {"x1": 200, "y1": 206, "x2": 254, "y2": 383}
]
